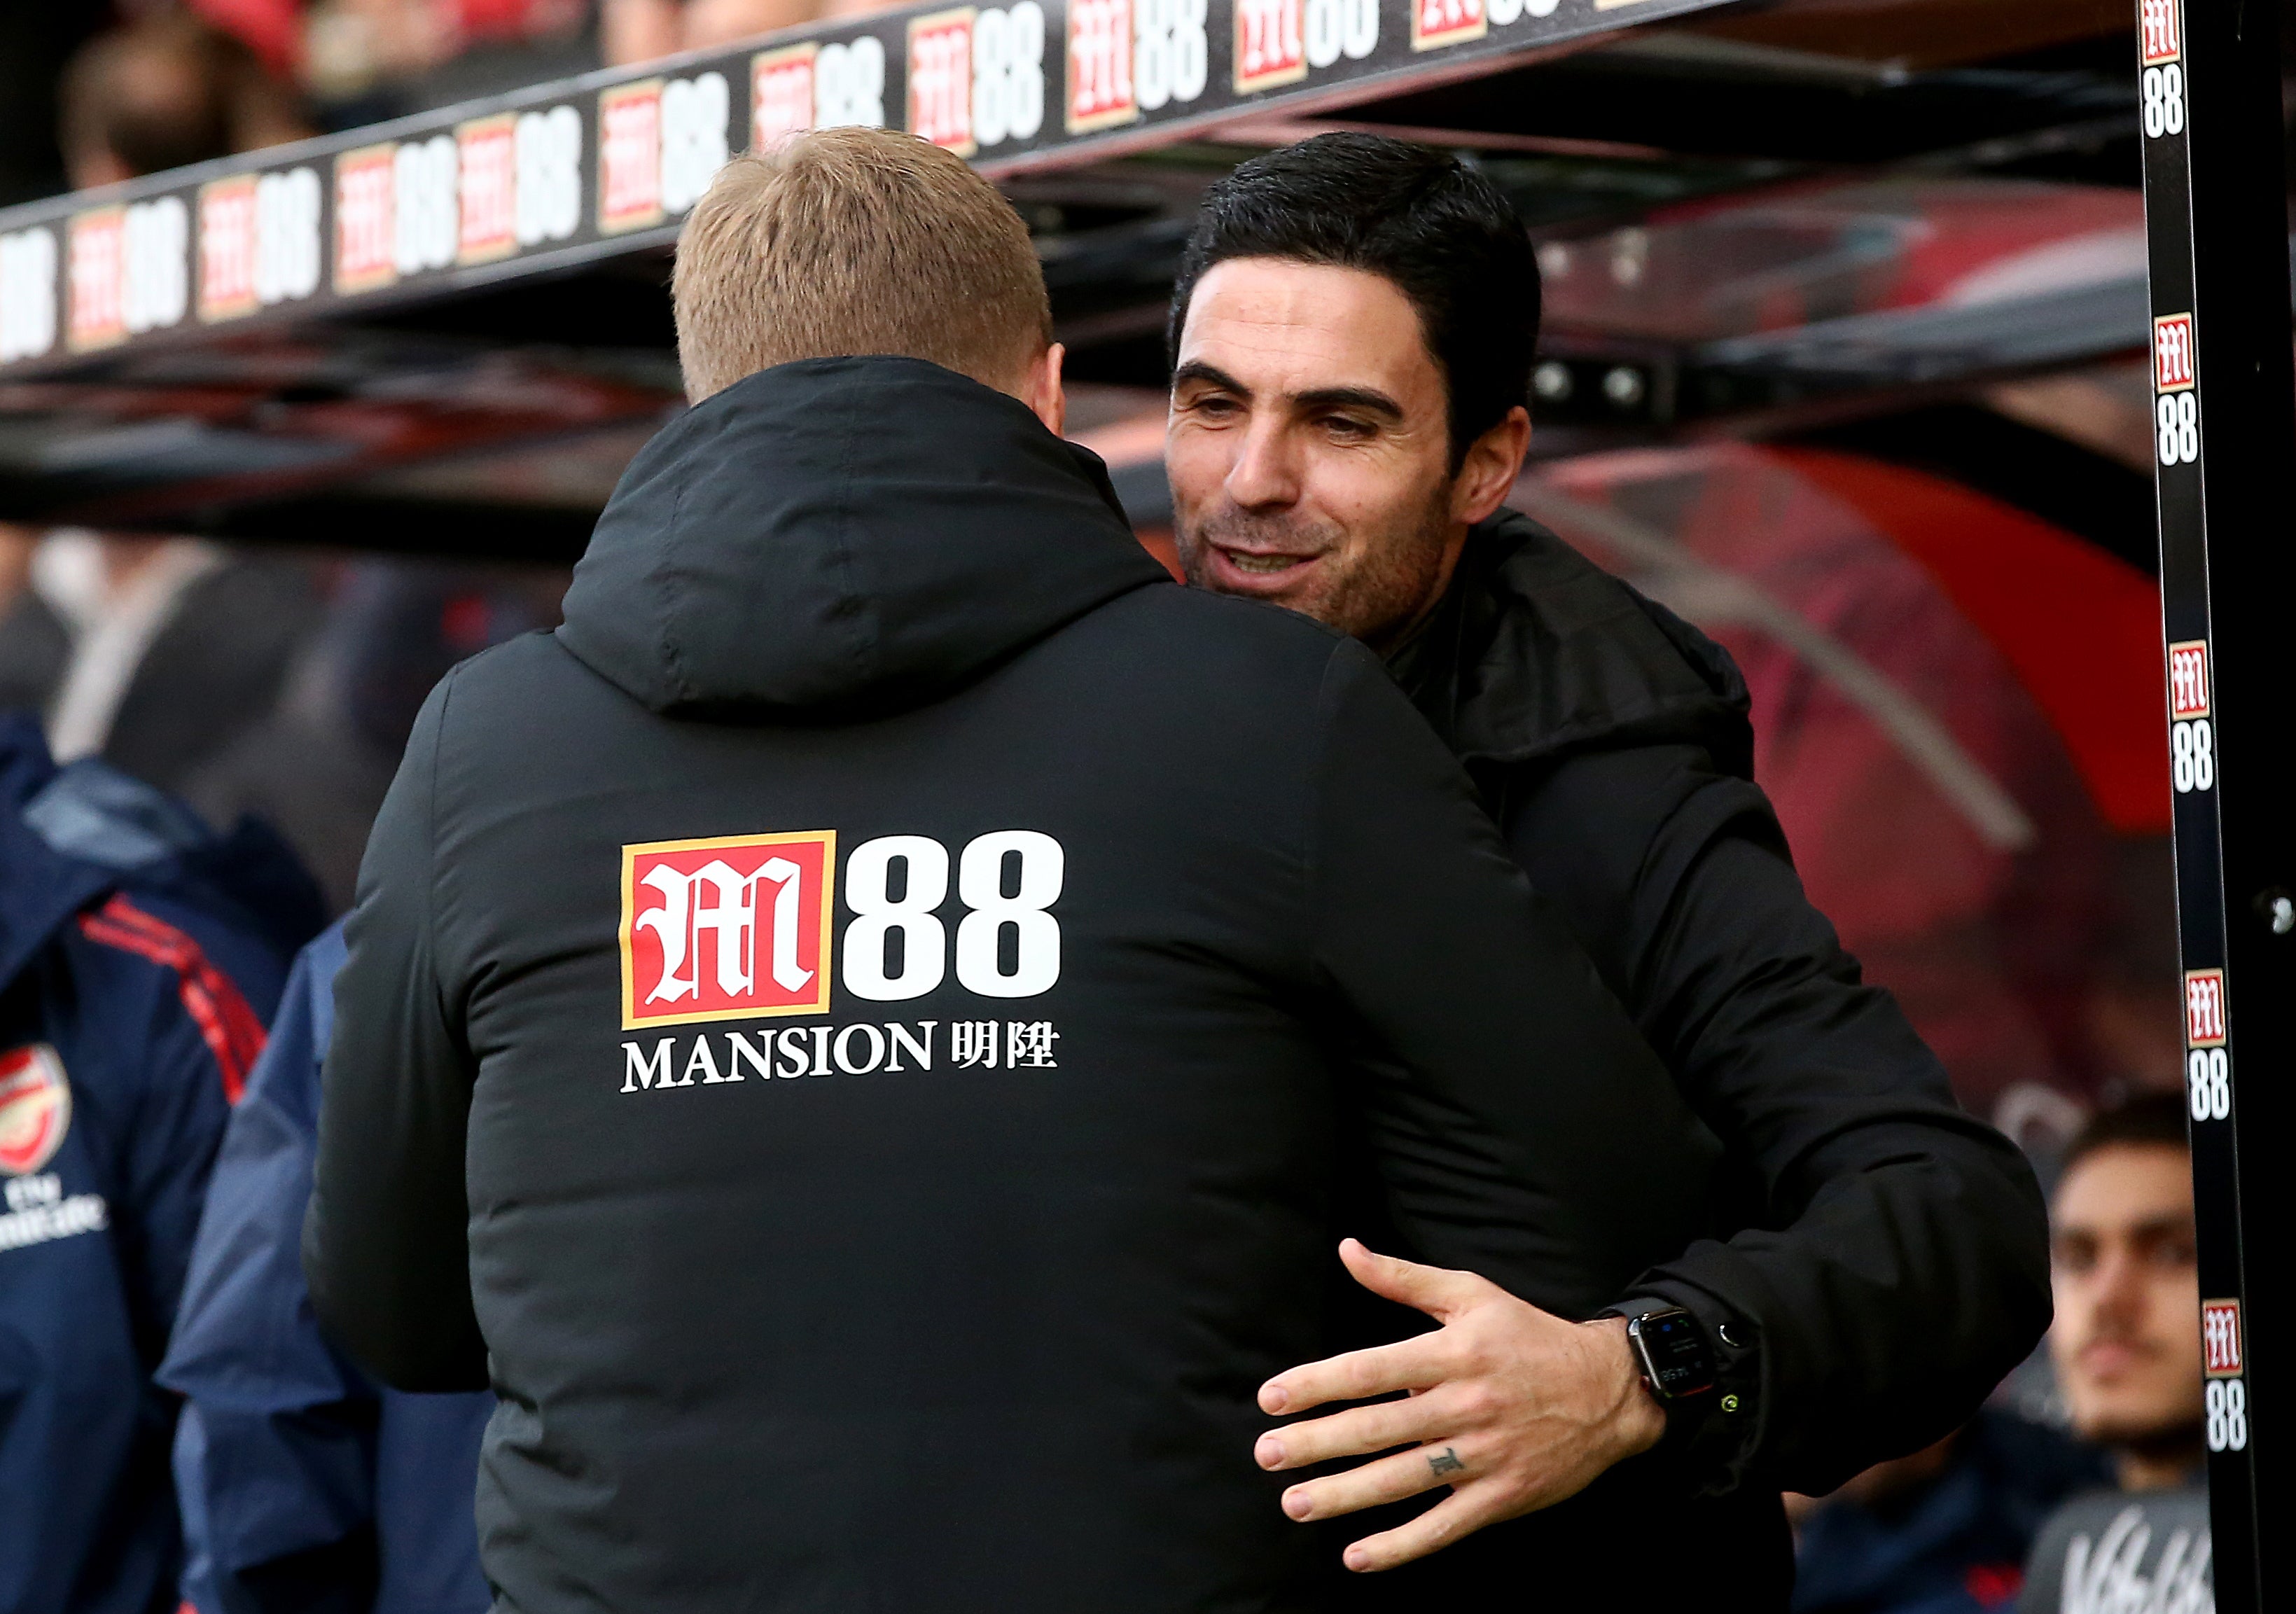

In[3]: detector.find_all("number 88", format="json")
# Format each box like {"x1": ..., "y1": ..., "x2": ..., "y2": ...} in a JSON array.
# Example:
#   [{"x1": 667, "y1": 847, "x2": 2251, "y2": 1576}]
[
  {"x1": 2206, "y1": 1377, "x2": 2247, "y2": 1451},
  {"x1": 2157, "y1": 391, "x2": 2198, "y2": 466},
  {"x1": 2143, "y1": 63, "x2": 2185, "y2": 139},
  {"x1": 2187, "y1": 1047, "x2": 2229, "y2": 1121},
  {"x1": 841, "y1": 830, "x2": 1064, "y2": 1001}
]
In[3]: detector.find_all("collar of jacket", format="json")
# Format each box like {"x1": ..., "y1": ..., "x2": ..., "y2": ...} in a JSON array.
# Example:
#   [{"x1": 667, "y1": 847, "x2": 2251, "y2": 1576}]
[
  {"x1": 1384, "y1": 508, "x2": 1756, "y2": 779},
  {"x1": 558, "y1": 355, "x2": 1174, "y2": 719}
]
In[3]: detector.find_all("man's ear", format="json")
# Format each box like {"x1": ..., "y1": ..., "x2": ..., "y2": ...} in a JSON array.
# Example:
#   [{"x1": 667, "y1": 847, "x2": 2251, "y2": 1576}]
[
  {"x1": 1452, "y1": 405, "x2": 1531, "y2": 527},
  {"x1": 1019, "y1": 342, "x2": 1066, "y2": 438}
]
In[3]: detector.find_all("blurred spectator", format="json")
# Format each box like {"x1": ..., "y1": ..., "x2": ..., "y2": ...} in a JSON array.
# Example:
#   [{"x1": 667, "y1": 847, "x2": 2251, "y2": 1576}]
[
  {"x1": 162, "y1": 921, "x2": 492, "y2": 1614},
  {"x1": 183, "y1": 0, "x2": 305, "y2": 78},
  {"x1": 298, "y1": 0, "x2": 592, "y2": 116},
  {"x1": 11, "y1": 19, "x2": 322, "y2": 804},
  {"x1": 1790, "y1": 1412, "x2": 2106, "y2": 1614},
  {"x1": 184, "y1": 561, "x2": 564, "y2": 913},
  {"x1": 59, "y1": 7, "x2": 309, "y2": 189},
  {"x1": 0, "y1": 524, "x2": 70, "y2": 716},
  {"x1": 601, "y1": 0, "x2": 820, "y2": 64},
  {"x1": 14, "y1": 531, "x2": 319, "y2": 800},
  {"x1": 302, "y1": 0, "x2": 469, "y2": 97},
  {"x1": 0, "y1": 714, "x2": 319, "y2": 1614},
  {"x1": 2019, "y1": 1095, "x2": 2213, "y2": 1612}
]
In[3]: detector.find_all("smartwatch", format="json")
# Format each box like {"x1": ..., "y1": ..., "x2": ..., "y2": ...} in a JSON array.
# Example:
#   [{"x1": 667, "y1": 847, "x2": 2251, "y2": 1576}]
[{"x1": 1625, "y1": 1307, "x2": 1718, "y2": 1403}]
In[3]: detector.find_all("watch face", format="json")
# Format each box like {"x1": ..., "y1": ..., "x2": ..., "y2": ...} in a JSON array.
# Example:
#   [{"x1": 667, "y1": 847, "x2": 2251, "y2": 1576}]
[{"x1": 1635, "y1": 1310, "x2": 1717, "y2": 1398}]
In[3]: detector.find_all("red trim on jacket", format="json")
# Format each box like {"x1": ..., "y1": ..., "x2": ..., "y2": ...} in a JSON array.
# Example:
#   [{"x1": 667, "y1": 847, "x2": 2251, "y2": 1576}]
[{"x1": 77, "y1": 895, "x2": 266, "y2": 1104}]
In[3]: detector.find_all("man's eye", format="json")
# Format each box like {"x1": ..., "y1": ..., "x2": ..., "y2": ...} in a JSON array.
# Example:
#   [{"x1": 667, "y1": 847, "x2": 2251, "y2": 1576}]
[
  {"x1": 1322, "y1": 416, "x2": 1375, "y2": 440},
  {"x1": 1188, "y1": 396, "x2": 1241, "y2": 419}
]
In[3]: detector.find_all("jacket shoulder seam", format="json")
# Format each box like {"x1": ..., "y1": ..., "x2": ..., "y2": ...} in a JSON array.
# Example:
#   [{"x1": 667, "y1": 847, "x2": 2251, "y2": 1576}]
[{"x1": 74, "y1": 893, "x2": 266, "y2": 1104}]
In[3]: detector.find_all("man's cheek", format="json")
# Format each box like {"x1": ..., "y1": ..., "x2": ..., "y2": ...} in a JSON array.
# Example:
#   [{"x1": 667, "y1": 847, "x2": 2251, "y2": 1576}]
[
  {"x1": 1164, "y1": 432, "x2": 1226, "y2": 514},
  {"x1": 1314, "y1": 454, "x2": 1426, "y2": 538},
  {"x1": 2158, "y1": 1276, "x2": 2206, "y2": 1370}
]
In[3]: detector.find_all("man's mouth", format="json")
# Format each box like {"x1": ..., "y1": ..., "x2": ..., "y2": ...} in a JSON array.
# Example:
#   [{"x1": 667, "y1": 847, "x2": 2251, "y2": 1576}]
[
  {"x1": 1222, "y1": 548, "x2": 1313, "y2": 576},
  {"x1": 2077, "y1": 1338, "x2": 2154, "y2": 1379},
  {"x1": 1183, "y1": 516, "x2": 1344, "y2": 597}
]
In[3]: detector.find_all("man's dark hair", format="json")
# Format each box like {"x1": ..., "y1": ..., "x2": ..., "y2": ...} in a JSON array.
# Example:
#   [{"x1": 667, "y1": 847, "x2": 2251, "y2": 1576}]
[
  {"x1": 1168, "y1": 132, "x2": 1539, "y2": 468},
  {"x1": 2061, "y1": 1091, "x2": 2190, "y2": 1180}
]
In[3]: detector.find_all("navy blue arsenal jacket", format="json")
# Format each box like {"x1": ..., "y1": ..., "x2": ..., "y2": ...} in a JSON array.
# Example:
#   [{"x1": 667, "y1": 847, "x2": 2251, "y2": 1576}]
[
  {"x1": 163, "y1": 924, "x2": 491, "y2": 1614},
  {"x1": 0, "y1": 716, "x2": 314, "y2": 1614},
  {"x1": 307, "y1": 358, "x2": 1723, "y2": 1612}
]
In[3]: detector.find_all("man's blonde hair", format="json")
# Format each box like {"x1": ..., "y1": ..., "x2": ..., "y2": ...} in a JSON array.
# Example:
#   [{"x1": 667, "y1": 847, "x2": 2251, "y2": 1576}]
[{"x1": 673, "y1": 127, "x2": 1051, "y2": 403}]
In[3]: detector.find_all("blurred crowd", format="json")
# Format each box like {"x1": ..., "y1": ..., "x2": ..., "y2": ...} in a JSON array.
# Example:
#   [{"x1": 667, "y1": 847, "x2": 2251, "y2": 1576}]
[
  {"x1": 0, "y1": 529, "x2": 565, "y2": 910},
  {"x1": 0, "y1": 7, "x2": 2218, "y2": 1611},
  {"x1": 1, "y1": 0, "x2": 922, "y2": 208}
]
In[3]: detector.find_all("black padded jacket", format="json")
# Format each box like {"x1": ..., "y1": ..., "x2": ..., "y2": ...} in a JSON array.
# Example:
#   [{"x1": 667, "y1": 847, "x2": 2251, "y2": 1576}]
[
  {"x1": 305, "y1": 359, "x2": 1730, "y2": 1613},
  {"x1": 1379, "y1": 510, "x2": 2054, "y2": 1594}
]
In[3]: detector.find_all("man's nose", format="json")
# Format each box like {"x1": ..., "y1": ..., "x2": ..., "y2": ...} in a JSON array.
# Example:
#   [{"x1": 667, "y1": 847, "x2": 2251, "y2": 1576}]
[
  {"x1": 2088, "y1": 1248, "x2": 2150, "y2": 1330},
  {"x1": 1225, "y1": 420, "x2": 1301, "y2": 511}
]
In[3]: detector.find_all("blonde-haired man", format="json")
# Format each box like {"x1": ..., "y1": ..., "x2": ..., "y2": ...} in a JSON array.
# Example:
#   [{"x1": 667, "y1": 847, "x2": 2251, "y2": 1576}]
[
  {"x1": 672, "y1": 136, "x2": 1060, "y2": 410},
  {"x1": 308, "y1": 127, "x2": 1713, "y2": 1610}
]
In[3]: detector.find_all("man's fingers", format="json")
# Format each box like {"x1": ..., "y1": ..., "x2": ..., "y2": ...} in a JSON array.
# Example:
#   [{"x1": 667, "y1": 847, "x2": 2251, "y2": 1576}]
[
  {"x1": 1258, "y1": 1245, "x2": 1502, "y2": 1414},
  {"x1": 1277, "y1": 1440, "x2": 1468, "y2": 1524},
  {"x1": 1258, "y1": 1333, "x2": 1447, "y2": 1415},
  {"x1": 1254, "y1": 1387, "x2": 1460, "y2": 1470},
  {"x1": 1339, "y1": 1489, "x2": 1495, "y2": 1573},
  {"x1": 1335, "y1": 1238, "x2": 1491, "y2": 1321}
]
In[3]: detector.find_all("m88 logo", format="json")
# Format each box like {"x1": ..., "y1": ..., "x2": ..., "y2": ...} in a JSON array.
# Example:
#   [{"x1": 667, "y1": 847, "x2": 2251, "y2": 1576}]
[{"x1": 620, "y1": 828, "x2": 1064, "y2": 1029}]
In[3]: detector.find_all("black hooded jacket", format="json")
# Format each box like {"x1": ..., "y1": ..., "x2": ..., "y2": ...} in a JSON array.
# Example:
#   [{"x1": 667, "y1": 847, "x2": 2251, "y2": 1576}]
[
  {"x1": 305, "y1": 359, "x2": 1727, "y2": 1612},
  {"x1": 1388, "y1": 514, "x2": 2053, "y2": 1519}
]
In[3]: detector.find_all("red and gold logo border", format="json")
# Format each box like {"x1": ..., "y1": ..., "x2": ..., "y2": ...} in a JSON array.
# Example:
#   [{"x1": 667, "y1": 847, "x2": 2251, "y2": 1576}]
[
  {"x1": 619, "y1": 830, "x2": 837, "y2": 1030},
  {"x1": 597, "y1": 79, "x2": 668, "y2": 236}
]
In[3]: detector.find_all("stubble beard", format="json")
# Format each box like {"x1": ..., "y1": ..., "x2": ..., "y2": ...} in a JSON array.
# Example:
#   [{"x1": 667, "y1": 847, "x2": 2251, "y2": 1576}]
[
  {"x1": 2067, "y1": 1335, "x2": 2208, "y2": 1460},
  {"x1": 1176, "y1": 480, "x2": 1459, "y2": 650}
]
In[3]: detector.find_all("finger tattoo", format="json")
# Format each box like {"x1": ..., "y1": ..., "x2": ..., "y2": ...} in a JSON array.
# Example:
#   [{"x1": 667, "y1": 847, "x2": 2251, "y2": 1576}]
[{"x1": 1427, "y1": 1447, "x2": 1466, "y2": 1477}]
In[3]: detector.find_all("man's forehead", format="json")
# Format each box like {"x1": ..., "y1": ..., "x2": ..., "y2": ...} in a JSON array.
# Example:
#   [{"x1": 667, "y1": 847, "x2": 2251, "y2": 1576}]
[
  {"x1": 2053, "y1": 1143, "x2": 2194, "y2": 1232},
  {"x1": 1178, "y1": 259, "x2": 1435, "y2": 398}
]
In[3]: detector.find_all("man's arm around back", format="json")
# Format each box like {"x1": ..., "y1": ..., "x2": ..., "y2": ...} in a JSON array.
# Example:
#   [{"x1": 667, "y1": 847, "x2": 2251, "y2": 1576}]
[
  {"x1": 1251, "y1": 641, "x2": 1724, "y2": 1567},
  {"x1": 1254, "y1": 725, "x2": 2051, "y2": 1573},
  {"x1": 1498, "y1": 739, "x2": 2052, "y2": 1496}
]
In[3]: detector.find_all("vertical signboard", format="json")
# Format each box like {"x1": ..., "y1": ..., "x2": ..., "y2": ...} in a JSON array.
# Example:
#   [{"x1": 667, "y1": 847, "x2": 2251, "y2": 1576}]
[{"x1": 2134, "y1": 0, "x2": 2296, "y2": 1600}]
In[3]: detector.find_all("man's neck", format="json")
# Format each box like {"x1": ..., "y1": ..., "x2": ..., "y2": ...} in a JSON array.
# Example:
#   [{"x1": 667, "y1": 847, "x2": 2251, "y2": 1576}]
[
  {"x1": 1368, "y1": 521, "x2": 1476, "y2": 662},
  {"x1": 2115, "y1": 1428, "x2": 2206, "y2": 1492}
]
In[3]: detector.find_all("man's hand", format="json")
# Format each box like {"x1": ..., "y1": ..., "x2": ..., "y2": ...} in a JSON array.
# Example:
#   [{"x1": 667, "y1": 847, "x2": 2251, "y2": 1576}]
[{"x1": 1254, "y1": 1239, "x2": 1667, "y2": 1572}]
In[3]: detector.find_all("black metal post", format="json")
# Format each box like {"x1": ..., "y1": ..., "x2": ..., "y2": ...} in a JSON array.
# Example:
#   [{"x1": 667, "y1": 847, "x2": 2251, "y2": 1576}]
[{"x1": 2136, "y1": 0, "x2": 2296, "y2": 1605}]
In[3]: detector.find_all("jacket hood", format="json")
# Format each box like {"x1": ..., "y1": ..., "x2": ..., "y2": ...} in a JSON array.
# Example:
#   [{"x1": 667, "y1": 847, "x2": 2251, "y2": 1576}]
[
  {"x1": 1, "y1": 715, "x2": 324, "y2": 989},
  {"x1": 558, "y1": 356, "x2": 1172, "y2": 718},
  {"x1": 1388, "y1": 508, "x2": 1755, "y2": 778}
]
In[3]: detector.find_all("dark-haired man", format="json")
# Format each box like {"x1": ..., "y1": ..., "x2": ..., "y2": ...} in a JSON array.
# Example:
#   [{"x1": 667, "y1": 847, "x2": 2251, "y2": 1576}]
[
  {"x1": 1168, "y1": 132, "x2": 2051, "y2": 1598},
  {"x1": 307, "y1": 127, "x2": 1720, "y2": 1613},
  {"x1": 2019, "y1": 1094, "x2": 2213, "y2": 1613}
]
